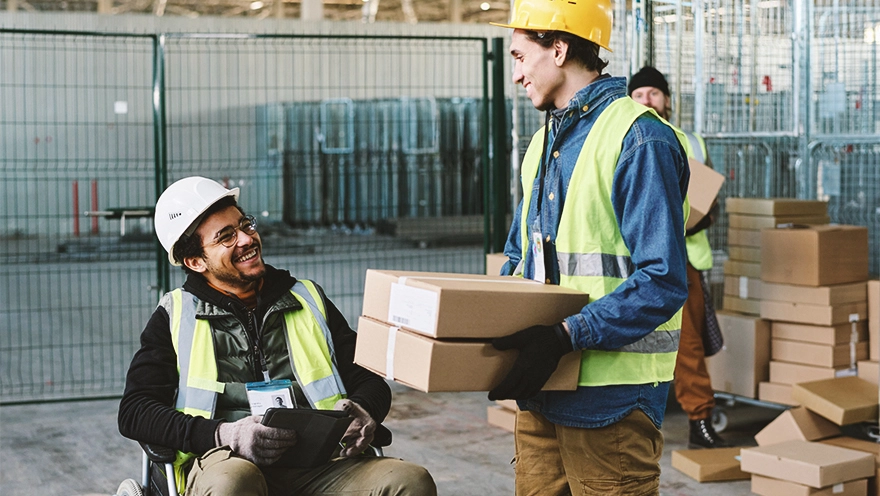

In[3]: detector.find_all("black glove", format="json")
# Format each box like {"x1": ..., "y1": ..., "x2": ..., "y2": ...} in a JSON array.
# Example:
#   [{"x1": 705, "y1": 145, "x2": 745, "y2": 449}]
[{"x1": 488, "y1": 323, "x2": 574, "y2": 401}]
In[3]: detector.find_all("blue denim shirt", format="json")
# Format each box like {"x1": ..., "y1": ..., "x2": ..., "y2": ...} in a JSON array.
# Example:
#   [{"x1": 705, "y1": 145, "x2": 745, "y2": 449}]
[{"x1": 502, "y1": 76, "x2": 689, "y2": 429}]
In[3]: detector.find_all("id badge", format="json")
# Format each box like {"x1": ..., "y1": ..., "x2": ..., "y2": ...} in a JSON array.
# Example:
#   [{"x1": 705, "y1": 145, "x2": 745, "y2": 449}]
[
  {"x1": 530, "y1": 231, "x2": 546, "y2": 284},
  {"x1": 246, "y1": 379, "x2": 295, "y2": 415}
]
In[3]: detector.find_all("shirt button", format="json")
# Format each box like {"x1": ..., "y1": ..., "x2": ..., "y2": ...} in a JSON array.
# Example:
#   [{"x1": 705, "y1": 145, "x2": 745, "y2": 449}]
[
  {"x1": 545, "y1": 235, "x2": 551, "y2": 242},
  {"x1": 548, "y1": 192, "x2": 555, "y2": 201},
  {"x1": 582, "y1": 105, "x2": 589, "y2": 112},
  {"x1": 553, "y1": 151, "x2": 560, "y2": 159},
  {"x1": 545, "y1": 278, "x2": 552, "y2": 284}
]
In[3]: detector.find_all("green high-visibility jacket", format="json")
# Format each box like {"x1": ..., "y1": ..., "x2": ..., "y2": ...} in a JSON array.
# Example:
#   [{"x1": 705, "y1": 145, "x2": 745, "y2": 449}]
[{"x1": 681, "y1": 129, "x2": 714, "y2": 271}]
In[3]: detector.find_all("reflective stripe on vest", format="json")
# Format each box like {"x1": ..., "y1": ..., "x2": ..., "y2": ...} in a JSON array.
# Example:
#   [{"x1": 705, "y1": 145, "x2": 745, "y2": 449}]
[
  {"x1": 680, "y1": 129, "x2": 714, "y2": 270},
  {"x1": 519, "y1": 97, "x2": 687, "y2": 387}
]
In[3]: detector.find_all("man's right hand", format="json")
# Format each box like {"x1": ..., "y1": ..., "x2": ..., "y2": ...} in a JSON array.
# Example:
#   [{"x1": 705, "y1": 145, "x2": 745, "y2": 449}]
[{"x1": 216, "y1": 415, "x2": 297, "y2": 466}]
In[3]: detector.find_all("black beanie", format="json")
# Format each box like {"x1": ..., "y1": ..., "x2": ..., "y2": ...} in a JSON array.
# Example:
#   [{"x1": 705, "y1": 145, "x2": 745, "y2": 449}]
[{"x1": 627, "y1": 66, "x2": 670, "y2": 96}]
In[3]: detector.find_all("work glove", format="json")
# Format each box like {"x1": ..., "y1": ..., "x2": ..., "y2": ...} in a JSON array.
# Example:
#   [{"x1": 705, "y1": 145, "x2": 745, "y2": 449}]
[
  {"x1": 334, "y1": 399, "x2": 377, "y2": 457},
  {"x1": 488, "y1": 323, "x2": 574, "y2": 401},
  {"x1": 215, "y1": 415, "x2": 298, "y2": 466}
]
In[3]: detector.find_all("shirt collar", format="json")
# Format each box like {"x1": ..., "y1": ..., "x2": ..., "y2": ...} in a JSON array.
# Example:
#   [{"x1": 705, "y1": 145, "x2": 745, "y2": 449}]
[{"x1": 563, "y1": 74, "x2": 627, "y2": 119}]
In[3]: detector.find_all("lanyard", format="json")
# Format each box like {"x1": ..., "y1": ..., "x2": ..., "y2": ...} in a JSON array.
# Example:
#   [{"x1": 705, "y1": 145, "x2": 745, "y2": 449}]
[{"x1": 535, "y1": 111, "x2": 552, "y2": 215}]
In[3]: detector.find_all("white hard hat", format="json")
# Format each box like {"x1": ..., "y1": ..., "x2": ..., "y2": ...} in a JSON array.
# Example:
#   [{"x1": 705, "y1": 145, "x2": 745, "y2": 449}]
[{"x1": 154, "y1": 176, "x2": 240, "y2": 265}]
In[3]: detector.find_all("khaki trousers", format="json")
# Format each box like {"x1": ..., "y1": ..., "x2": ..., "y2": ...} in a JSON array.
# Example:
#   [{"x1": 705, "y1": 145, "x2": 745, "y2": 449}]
[
  {"x1": 673, "y1": 263, "x2": 716, "y2": 420},
  {"x1": 514, "y1": 409, "x2": 663, "y2": 496},
  {"x1": 185, "y1": 447, "x2": 436, "y2": 496}
]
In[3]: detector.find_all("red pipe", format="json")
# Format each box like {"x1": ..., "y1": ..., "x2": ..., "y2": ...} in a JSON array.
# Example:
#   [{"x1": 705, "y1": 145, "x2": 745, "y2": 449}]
[
  {"x1": 91, "y1": 180, "x2": 99, "y2": 234},
  {"x1": 72, "y1": 181, "x2": 80, "y2": 237}
]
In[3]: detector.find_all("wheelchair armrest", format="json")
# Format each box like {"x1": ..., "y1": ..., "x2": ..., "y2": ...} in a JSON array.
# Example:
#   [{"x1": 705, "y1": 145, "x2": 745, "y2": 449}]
[
  {"x1": 139, "y1": 442, "x2": 177, "y2": 464},
  {"x1": 373, "y1": 423, "x2": 392, "y2": 448}
]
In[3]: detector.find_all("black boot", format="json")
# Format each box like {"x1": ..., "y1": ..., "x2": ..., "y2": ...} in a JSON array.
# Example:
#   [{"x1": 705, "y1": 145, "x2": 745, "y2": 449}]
[{"x1": 688, "y1": 418, "x2": 730, "y2": 449}]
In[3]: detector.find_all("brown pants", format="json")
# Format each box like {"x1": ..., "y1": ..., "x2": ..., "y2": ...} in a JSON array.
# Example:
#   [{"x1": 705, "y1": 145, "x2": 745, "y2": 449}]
[
  {"x1": 673, "y1": 263, "x2": 716, "y2": 420},
  {"x1": 514, "y1": 409, "x2": 663, "y2": 496},
  {"x1": 185, "y1": 446, "x2": 437, "y2": 496}
]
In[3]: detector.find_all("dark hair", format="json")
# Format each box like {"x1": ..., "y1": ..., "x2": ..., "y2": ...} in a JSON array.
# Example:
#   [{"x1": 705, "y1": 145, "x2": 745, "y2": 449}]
[
  {"x1": 172, "y1": 196, "x2": 242, "y2": 272},
  {"x1": 525, "y1": 30, "x2": 609, "y2": 74}
]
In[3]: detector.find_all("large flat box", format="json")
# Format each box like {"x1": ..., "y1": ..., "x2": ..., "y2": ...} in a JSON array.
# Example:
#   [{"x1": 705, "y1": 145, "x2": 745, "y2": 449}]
[
  {"x1": 791, "y1": 376, "x2": 879, "y2": 425},
  {"x1": 706, "y1": 311, "x2": 770, "y2": 398},
  {"x1": 486, "y1": 405, "x2": 516, "y2": 433},
  {"x1": 760, "y1": 300, "x2": 868, "y2": 326},
  {"x1": 726, "y1": 198, "x2": 828, "y2": 216},
  {"x1": 724, "y1": 275, "x2": 763, "y2": 300},
  {"x1": 870, "y1": 281, "x2": 880, "y2": 361},
  {"x1": 858, "y1": 361, "x2": 878, "y2": 385},
  {"x1": 362, "y1": 270, "x2": 590, "y2": 339},
  {"x1": 729, "y1": 213, "x2": 830, "y2": 230},
  {"x1": 754, "y1": 406, "x2": 840, "y2": 446},
  {"x1": 686, "y1": 158, "x2": 725, "y2": 230},
  {"x1": 771, "y1": 338, "x2": 867, "y2": 368},
  {"x1": 723, "y1": 295, "x2": 762, "y2": 315},
  {"x1": 740, "y1": 440, "x2": 874, "y2": 488},
  {"x1": 759, "y1": 381, "x2": 800, "y2": 406},
  {"x1": 761, "y1": 225, "x2": 870, "y2": 287},
  {"x1": 762, "y1": 281, "x2": 867, "y2": 306},
  {"x1": 724, "y1": 260, "x2": 762, "y2": 279},
  {"x1": 485, "y1": 253, "x2": 508, "y2": 276},
  {"x1": 670, "y1": 447, "x2": 750, "y2": 482},
  {"x1": 728, "y1": 228, "x2": 763, "y2": 247},
  {"x1": 354, "y1": 316, "x2": 581, "y2": 392},
  {"x1": 728, "y1": 245, "x2": 763, "y2": 262},
  {"x1": 772, "y1": 321, "x2": 868, "y2": 346},
  {"x1": 751, "y1": 474, "x2": 867, "y2": 496},
  {"x1": 821, "y1": 436, "x2": 880, "y2": 496},
  {"x1": 770, "y1": 361, "x2": 854, "y2": 385}
]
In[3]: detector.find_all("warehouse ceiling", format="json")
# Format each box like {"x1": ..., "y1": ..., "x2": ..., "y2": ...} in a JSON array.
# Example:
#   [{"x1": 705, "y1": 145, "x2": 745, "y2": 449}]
[{"x1": 2, "y1": 0, "x2": 513, "y2": 23}]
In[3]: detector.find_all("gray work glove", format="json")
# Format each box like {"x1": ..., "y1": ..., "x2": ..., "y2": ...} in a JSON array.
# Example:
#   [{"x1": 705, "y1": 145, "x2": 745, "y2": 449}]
[
  {"x1": 215, "y1": 415, "x2": 298, "y2": 466},
  {"x1": 334, "y1": 399, "x2": 376, "y2": 457}
]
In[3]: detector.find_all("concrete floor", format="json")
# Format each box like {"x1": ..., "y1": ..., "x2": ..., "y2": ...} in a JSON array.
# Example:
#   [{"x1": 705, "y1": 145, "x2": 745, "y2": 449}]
[{"x1": 0, "y1": 382, "x2": 777, "y2": 496}]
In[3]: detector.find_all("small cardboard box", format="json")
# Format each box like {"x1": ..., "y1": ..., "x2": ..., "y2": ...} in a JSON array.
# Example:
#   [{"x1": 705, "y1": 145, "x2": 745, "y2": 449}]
[
  {"x1": 728, "y1": 228, "x2": 764, "y2": 247},
  {"x1": 362, "y1": 270, "x2": 590, "y2": 339},
  {"x1": 723, "y1": 295, "x2": 762, "y2": 316},
  {"x1": 485, "y1": 253, "x2": 508, "y2": 276},
  {"x1": 495, "y1": 399, "x2": 518, "y2": 411},
  {"x1": 686, "y1": 158, "x2": 725, "y2": 230},
  {"x1": 728, "y1": 245, "x2": 763, "y2": 262},
  {"x1": 754, "y1": 406, "x2": 841, "y2": 446},
  {"x1": 354, "y1": 316, "x2": 580, "y2": 393},
  {"x1": 821, "y1": 436, "x2": 880, "y2": 496},
  {"x1": 724, "y1": 275, "x2": 763, "y2": 300},
  {"x1": 670, "y1": 447, "x2": 750, "y2": 482},
  {"x1": 724, "y1": 260, "x2": 762, "y2": 279},
  {"x1": 760, "y1": 300, "x2": 868, "y2": 326},
  {"x1": 791, "y1": 376, "x2": 879, "y2": 425},
  {"x1": 771, "y1": 339, "x2": 867, "y2": 368},
  {"x1": 759, "y1": 381, "x2": 800, "y2": 406},
  {"x1": 729, "y1": 213, "x2": 830, "y2": 230},
  {"x1": 761, "y1": 225, "x2": 869, "y2": 287},
  {"x1": 726, "y1": 198, "x2": 828, "y2": 216},
  {"x1": 770, "y1": 360, "x2": 854, "y2": 385},
  {"x1": 706, "y1": 311, "x2": 770, "y2": 398},
  {"x1": 870, "y1": 280, "x2": 879, "y2": 361},
  {"x1": 740, "y1": 440, "x2": 874, "y2": 488},
  {"x1": 772, "y1": 321, "x2": 868, "y2": 346},
  {"x1": 486, "y1": 405, "x2": 516, "y2": 432},
  {"x1": 751, "y1": 474, "x2": 867, "y2": 496},
  {"x1": 762, "y1": 281, "x2": 867, "y2": 306},
  {"x1": 858, "y1": 361, "x2": 878, "y2": 385}
]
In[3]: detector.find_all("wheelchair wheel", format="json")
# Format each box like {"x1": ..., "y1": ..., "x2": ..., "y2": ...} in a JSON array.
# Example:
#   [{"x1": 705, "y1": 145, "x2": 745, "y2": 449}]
[{"x1": 116, "y1": 478, "x2": 145, "y2": 496}]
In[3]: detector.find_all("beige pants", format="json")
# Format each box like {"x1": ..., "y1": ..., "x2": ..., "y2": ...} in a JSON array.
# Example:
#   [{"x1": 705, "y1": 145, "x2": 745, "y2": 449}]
[
  {"x1": 514, "y1": 409, "x2": 663, "y2": 496},
  {"x1": 185, "y1": 446, "x2": 437, "y2": 496}
]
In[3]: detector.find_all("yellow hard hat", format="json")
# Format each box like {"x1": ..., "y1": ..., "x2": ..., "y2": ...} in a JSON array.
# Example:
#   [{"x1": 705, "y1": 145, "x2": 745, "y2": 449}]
[{"x1": 491, "y1": 0, "x2": 614, "y2": 52}]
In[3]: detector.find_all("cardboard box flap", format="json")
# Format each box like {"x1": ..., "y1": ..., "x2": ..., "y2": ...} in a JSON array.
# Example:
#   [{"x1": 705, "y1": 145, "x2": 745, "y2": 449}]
[
  {"x1": 740, "y1": 440, "x2": 875, "y2": 488},
  {"x1": 686, "y1": 158, "x2": 725, "y2": 230},
  {"x1": 671, "y1": 447, "x2": 750, "y2": 482},
  {"x1": 754, "y1": 407, "x2": 841, "y2": 446},
  {"x1": 726, "y1": 198, "x2": 828, "y2": 216},
  {"x1": 791, "y1": 376, "x2": 879, "y2": 425}
]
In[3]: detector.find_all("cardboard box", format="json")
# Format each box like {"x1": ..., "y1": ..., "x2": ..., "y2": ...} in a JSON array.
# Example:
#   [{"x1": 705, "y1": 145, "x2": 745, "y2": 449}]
[
  {"x1": 724, "y1": 275, "x2": 763, "y2": 300},
  {"x1": 495, "y1": 399, "x2": 518, "y2": 411},
  {"x1": 686, "y1": 158, "x2": 725, "y2": 230},
  {"x1": 772, "y1": 321, "x2": 868, "y2": 346},
  {"x1": 726, "y1": 198, "x2": 828, "y2": 216},
  {"x1": 362, "y1": 270, "x2": 590, "y2": 339},
  {"x1": 791, "y1": 376, "x2": 879, "y2": 425},
  {"x1": 761, "y1": 225, "x2": 870, "y2": 287},
  {"x1": 771, "y1": 339, "x2": 867, "y2": 368},
  {"x1": 485, "y1": 253, "x2": 508, "y2": 276},
  {"x1": 859, "y1": 361, "x2": 878, "y2": 385},
  {"x1": 759, "y1": 381, "x2": 800, "y2": 406},
  {"x1": 754, "y1": 406, "x2": 841, "y2": 446},
  {"x1": 670, "y1": 447, "x2": 750, "y2": 482},
  {"x1": 486, "y1": 405, "x2": 516, "y2": 432},
  {"x1": 762, "y1": 281, "x2": 867, "y2": 306},
  {"x1": 729, "y1": 213, "x2": 830, "y2": 230},
  {"x1": 821, "y1": 436, "x2": 880, "y2": 496},
  {"x1": 706, "y1": 311, "x2": 771, "y2": 398},
  {"x1": 740, "y1": 440, "x2": 874, "y2": 488},
  {"x1": 751, "y1": 474, "x2": 867, "y2": 496},
  {"x1": 354, "y1": 316, "x2": 581, "y2": 393},
  {"x1": 728, "y1": 245, "x2": 763, "y2": 262},
  {"x1": 760, "y1": 300, "x2": 868, "y2": 326},
  {"x1": 870, "y1": 280, "x2": 879, "y2": 361},
  {"x1": 770, "y1": 361, "x2": 855, "y2": 385},
  {"x1": 728, "y1": 228, "x2": 764, "y2": 247},
  {"x1": 724, "y1": 260, "x2": 762, "y2": 279},
  {"x1": 723, "y1": 295, "x2": 762, "y2": 315}
]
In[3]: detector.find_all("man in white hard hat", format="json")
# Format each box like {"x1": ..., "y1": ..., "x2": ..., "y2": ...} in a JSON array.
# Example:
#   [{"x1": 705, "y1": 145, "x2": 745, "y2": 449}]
[
  {"x1": 119, "y1": 176, "x2": 436, "y2": 496},
  {"x1": 629, "y1": 66, "x2": 729, "y2": 449},
  {"x1": 489, "y1": 1, "x2": 690, "y2": 494}
]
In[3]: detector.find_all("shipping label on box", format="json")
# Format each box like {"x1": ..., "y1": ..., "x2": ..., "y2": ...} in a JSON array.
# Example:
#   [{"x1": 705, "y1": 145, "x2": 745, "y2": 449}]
[
  {"x1": 729, "y1": 213, "x2": 830, "y2": 230},
  {"x1": 759, "y1": 381, "x2": 800, "y2": 406},
  {"x1": 791, "y1": 376, "x2": 879, "y2": 425},
  {"x1": 772, "y1": 321, "x2": 867, "y2": 346},
  {"x1": 724, "y1": 275, "x2": 764, "y2": 300},
  {"x1": 754, "y1": 406, "x2": 840, "y2": 446},
  {"x1": 740, "y1": 440, "x2": 874, "y2": 488},
  {"x1": 760, "y1": 225, "x2": 869, "y2": 287},
  {"x1": 751, "y1": 474, "x2": 867, "y2": 496},
  {"x1": 770, "y1": 360, "x2": 853, "y2": 385},
  {"x1": 686, "y1": 158, "x2": 725, "y2": 230},
  {"x1": 671, "y1": 447, "x2": 750, "y2": 482},
  {"x1": 760, "y1": 300, "x2": 868, "y2": 326},
  {"x1": 762, "y1": 281, "x2": 867, "y2": 306},
  {"x1": 706, "y1": 311, "x2": 770, "y2": 398},
  {"x1": 771, "y1": 338, "x2": 867, "y2": 368},
  {"x1": 726, "y1": 198, "x2": 829, "y2": 216}
]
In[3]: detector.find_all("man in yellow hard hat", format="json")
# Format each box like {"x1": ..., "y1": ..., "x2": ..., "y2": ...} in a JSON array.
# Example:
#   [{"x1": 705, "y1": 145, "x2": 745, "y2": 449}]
[{"x1": 489, "y1": 1, "x2": 691, "y2": 494}]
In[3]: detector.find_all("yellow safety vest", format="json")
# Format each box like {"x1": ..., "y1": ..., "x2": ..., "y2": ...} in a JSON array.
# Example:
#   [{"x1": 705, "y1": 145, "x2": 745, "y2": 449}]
[
  {"x1": 680, "y1": 129, "x2": 714, "y2": 271},
  {"x1": 519, "y1": 97, "x2": 688, "y2": 387},
  {"x1": 160, "y1": 279, "x2": 346, "y2": 491}
]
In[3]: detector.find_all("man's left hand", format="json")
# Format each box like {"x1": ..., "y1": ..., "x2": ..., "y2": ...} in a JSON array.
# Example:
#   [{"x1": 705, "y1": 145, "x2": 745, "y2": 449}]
[
  {"x1": 334, "y1": 399, "x2": 377, "y2": 457},
  {"x1": 488, "y1": 323, "x2": 574, "y2": 401}
]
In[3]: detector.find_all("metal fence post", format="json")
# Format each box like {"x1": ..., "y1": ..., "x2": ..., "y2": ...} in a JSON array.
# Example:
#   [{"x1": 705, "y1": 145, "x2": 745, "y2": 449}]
[
  {"x1": 153, "y1": 34, "x2": 169, "y2": 295},
  {"x1": 490, "y1": 37, "x2": 510, "y2": 255}
]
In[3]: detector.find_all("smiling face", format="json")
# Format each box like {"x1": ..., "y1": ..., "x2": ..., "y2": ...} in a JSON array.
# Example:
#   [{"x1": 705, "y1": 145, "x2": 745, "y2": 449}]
[
  {"x1": 184, "y1": 205, "x2": 265, "y2": 293},
  {"x1": 510, "y1": 29, "x2": 567, "y2": 111}
]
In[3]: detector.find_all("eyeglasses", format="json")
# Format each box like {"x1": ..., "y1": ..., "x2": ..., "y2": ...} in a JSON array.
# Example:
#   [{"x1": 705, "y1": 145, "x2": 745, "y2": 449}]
[{"x1": 206, "y1": 215, "x2": 258, "y2": 248}]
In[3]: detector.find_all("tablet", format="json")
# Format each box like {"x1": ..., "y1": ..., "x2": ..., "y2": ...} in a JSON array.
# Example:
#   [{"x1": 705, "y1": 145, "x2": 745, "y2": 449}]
[{"x1": 261, "y1": 408, "x2": 354, "y2": 468}]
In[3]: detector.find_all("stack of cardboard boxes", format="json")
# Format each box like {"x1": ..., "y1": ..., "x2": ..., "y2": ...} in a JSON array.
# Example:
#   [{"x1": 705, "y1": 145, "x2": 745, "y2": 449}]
[{"x1": 857, "y1": 281, "x2": 880, "y2": 386}]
